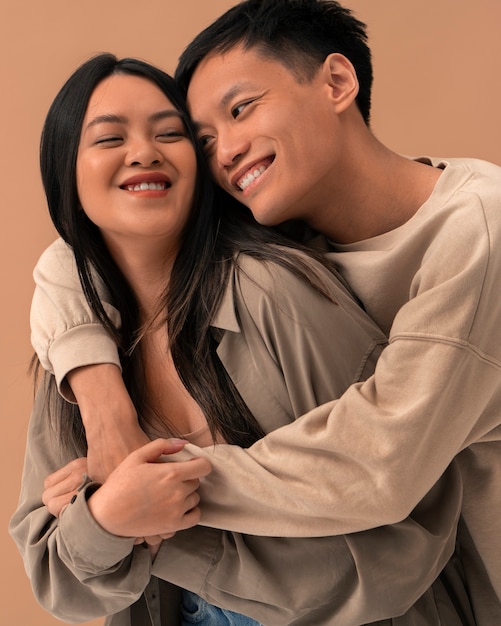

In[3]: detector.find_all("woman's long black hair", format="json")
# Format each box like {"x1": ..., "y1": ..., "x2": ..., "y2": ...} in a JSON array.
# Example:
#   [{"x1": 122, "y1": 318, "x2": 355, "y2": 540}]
[{"x1": 40, "y1": 53, "x2": 338, "y2": 454}]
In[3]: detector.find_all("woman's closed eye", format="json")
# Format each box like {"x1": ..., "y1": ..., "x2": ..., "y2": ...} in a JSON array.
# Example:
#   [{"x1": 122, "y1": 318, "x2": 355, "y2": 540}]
[
  {"x1": 94, "y1": 135, "x2": 123, "y2": 146},
  {"x1": 156, "y1": 129, "x2": 187, "y2": 142}
]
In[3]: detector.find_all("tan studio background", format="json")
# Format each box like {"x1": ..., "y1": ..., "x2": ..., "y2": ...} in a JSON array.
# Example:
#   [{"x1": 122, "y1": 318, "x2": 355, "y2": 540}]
[{"x1": 1, "y1": 1, "x2": 500, "y2": 624}]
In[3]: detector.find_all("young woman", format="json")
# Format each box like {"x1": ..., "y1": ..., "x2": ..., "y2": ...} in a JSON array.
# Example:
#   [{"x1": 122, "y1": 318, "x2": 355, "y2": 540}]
[{"x1": 11, "y1": 54, "x2": 464, "y2": 626}]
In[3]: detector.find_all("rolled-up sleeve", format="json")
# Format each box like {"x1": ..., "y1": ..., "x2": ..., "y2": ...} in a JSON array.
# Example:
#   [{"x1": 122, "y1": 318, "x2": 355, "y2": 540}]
[{"x1": 31, "y1": 239, "x2": 121, "y2": 401}]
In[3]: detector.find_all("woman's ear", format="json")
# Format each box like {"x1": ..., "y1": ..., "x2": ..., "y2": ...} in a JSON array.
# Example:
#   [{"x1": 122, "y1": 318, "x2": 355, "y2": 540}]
[{"x1": 321, "y1": 53, "x2": 359, "y2": 113}]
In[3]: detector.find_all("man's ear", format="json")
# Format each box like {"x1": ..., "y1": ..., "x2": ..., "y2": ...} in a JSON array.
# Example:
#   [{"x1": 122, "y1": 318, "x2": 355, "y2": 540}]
[{"x1": 321, "y1": 53, "x2": 359, "y2": 113}]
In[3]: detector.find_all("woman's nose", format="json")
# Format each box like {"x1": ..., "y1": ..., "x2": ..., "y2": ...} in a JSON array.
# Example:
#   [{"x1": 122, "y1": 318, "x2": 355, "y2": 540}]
[{"x1": 125, "y1": 138, "x2": 163, "y2": 167}]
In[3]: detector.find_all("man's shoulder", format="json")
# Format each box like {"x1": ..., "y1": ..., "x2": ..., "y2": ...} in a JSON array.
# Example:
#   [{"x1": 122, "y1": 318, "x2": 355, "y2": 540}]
[
  {"x1": 424, "y1": 155, "x2": 501, "y2": 174},
  {"x1": 443, "y1": 158, "x2": 501, "y2": 223},
  {"x1": 427, "y1": 156, "x2": 501, "y2": 190},
  {"x1": 419, "y1": 156, "x2": 501, "y2": 231}
]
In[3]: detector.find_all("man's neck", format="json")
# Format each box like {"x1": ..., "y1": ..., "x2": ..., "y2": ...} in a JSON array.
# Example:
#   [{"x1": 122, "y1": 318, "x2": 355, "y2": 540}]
[{"x1": 309, "y1": 136, "x2": 442, "y2": 244}]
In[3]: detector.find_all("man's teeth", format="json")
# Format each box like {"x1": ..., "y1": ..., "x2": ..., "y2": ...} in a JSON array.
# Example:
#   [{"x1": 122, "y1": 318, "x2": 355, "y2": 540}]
[
  {"x1": 126, "y1": 182, "x2": 167, "y2": 191},
  {"x1": 238, "y1": 165, "x2": 267, "y2": 191}
]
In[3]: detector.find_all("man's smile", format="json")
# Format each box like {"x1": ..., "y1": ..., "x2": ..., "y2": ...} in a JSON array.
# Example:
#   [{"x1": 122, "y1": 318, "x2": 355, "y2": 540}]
[{"x1": 233, "y1": 156, "x2": 274, "y2": 191}]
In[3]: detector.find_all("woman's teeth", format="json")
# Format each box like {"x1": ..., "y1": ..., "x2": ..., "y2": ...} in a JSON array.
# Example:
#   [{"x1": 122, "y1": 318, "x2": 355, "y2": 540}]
[{"x1": 126, "y1": 182, "x2": 167, "y2": 191}]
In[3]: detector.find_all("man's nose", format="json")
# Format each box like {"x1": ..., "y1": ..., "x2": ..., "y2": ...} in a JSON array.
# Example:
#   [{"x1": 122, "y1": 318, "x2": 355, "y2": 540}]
[{"x1": 216, "y1": 128, "x2": 250, "y2": 169}]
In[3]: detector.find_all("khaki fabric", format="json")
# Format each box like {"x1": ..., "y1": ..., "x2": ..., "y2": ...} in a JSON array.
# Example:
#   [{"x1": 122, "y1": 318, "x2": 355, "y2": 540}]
[
  {"x1": 178, "y1": 157, "x2": 501, "y2": 624},
  {"x1": 12, "y1": 244, "x2": 467, "y2": 624}
]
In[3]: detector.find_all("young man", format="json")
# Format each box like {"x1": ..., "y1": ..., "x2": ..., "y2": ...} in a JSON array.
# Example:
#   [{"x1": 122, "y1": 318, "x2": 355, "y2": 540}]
[
  {"x1": 170, "y1": 0, "x2": 501, "y2": 622},
  {"x1": 14, "y1": 1, "x2": 500, "y2": 624}
]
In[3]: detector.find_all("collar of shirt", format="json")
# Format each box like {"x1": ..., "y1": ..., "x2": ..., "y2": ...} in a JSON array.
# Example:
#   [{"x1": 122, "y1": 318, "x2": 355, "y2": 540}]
[{"x1": 210, "y1": 263, "x2": 241, "y2": 334}]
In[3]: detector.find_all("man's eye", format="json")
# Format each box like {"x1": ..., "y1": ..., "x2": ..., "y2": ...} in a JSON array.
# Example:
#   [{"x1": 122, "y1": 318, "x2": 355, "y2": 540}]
[
  {"x1": 231, "y1": 100, "x2": 253, "y2": 119},
  {"x1": 199, "y1": 135, "x2": 215, "y2": 149},
  {"x1": 231, "y1": 104, "x2": 245, "y2": 119}
]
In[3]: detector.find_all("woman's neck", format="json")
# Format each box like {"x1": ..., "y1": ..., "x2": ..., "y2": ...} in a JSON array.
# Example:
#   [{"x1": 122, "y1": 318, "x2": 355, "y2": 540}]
[{"x1": 104, "y1": 235, "x2": 179, "y2": 320}]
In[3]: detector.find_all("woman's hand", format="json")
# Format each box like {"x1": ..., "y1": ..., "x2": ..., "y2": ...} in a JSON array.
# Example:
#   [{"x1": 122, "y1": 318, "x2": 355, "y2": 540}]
[
  {"x1": 88, "y1": 438, "x2": 211, "y2": 538},
  {"x1": 43, "y1": 457, "x2": 89, "y2": 517},
  {"x1": 43, "y1": 459, "x2": 168, "y2": 546}
]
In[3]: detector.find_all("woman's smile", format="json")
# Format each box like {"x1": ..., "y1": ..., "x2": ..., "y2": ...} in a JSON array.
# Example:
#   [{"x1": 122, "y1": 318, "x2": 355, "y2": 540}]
[{"x1": 119, "y1": 172, "x2": 172, "y2": 194}]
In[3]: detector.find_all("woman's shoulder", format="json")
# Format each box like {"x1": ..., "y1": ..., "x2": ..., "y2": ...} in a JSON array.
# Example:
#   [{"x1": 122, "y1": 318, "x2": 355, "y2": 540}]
[
  {"x1": 234, "y1": 248, "x2": 346, "y2": 297},
  {"x1": 232, "y1": 249, "x2": 343, "y2": 316},
  {"x1": 232, "y1": 250, "x2": 387, "y2": 346},
  {"x1": 34, "y1": 238, "x2": 79, "y2": 293},
  {"x1": 36, "y1": 237, "x2": 73, "y2": 270}
]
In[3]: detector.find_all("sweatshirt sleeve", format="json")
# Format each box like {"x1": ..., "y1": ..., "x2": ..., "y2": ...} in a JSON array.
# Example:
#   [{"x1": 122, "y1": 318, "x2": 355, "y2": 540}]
[
  {"x1": 30, "y1": 239, "x2": 122, "y2": 402},
  {"x1": 153, "y1": 461, "x2": 462, "y2": 625},
  {"x1": 147, "y1": 256, "x2": 464, "y2": 623},
  {"x1": 9, "y1": 386, "x2": 151, "y2": 623},
  {"x1": 171, "y1": 234, "x2": 501, "y2": 536},
  {"x1": 14, "y1": 258, "x2": 465, "y2": 624},
  {"x1": 10, "y1": 388, "x2": 463, "y2": 624}
]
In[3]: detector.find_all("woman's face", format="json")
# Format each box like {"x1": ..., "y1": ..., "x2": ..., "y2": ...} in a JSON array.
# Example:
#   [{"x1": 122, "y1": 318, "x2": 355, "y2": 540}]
[{"x1": 76, "y1": 73, "x2": 197, "y2": 258}]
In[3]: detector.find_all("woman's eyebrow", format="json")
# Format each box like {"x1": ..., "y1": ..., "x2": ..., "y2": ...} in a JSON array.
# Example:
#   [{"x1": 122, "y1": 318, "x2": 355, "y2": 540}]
[
  {"x1": 85, "y1": 113, "x2": 127, "y2": 130},
  {"x1": 149, "y1": 109, "x2": 183, "y2": 123},
  {"x1": 85, "y1": 109, "x2": 182, "y2": 131}
]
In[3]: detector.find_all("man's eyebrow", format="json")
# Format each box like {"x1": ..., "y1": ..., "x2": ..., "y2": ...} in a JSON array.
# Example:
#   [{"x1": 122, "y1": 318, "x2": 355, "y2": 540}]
[
  {"x1": 220, "y1": 82, "x2": 255, "y2": 109},
  {"x1": 191, "y1": 83, "x2": 255, "y2": 130},
  {"x1": 85, "y1": 109, "x2": 182, "y2": 130}
]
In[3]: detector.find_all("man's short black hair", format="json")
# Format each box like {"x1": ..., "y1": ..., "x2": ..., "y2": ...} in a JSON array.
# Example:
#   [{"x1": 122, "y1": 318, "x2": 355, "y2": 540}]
[{"x1": 176, "y1": 0, "x2": 373, "y2": 124}]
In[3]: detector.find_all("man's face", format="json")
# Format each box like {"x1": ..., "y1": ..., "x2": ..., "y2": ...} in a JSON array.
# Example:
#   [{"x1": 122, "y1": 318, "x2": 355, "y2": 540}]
[{"x1": 187, "y1": 45, "x2": 343, "y2": 228}]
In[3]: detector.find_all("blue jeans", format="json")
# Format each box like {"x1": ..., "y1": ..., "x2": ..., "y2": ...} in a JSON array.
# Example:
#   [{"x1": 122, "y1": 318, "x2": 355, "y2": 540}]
[{"x1": 181, "y1": 590, "x2": 263, "y2": 625}]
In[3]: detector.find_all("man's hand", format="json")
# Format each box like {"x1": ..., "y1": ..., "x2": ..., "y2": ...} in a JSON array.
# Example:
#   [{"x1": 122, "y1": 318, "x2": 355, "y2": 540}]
[
  {"x1": 86, "y1": 420, "x2": 151, "y2": 485},
  {"x1": 66, "y1": 364, "x2": 150, "y2": 483}
]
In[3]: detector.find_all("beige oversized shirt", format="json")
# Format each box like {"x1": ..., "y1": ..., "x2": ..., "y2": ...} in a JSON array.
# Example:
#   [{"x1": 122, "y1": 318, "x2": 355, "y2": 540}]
[
  {"x1": 12, "y1": 245, "x2": 466, "y2": 624},
  {"x1": 179, "y1": 157, "x2": 501, "y2": 624}
]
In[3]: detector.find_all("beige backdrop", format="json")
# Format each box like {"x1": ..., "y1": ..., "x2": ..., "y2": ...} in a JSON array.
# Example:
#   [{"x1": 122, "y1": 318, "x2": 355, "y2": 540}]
[{"x1": 1, "y1": 1, "x2": 500, "y2": 624}]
